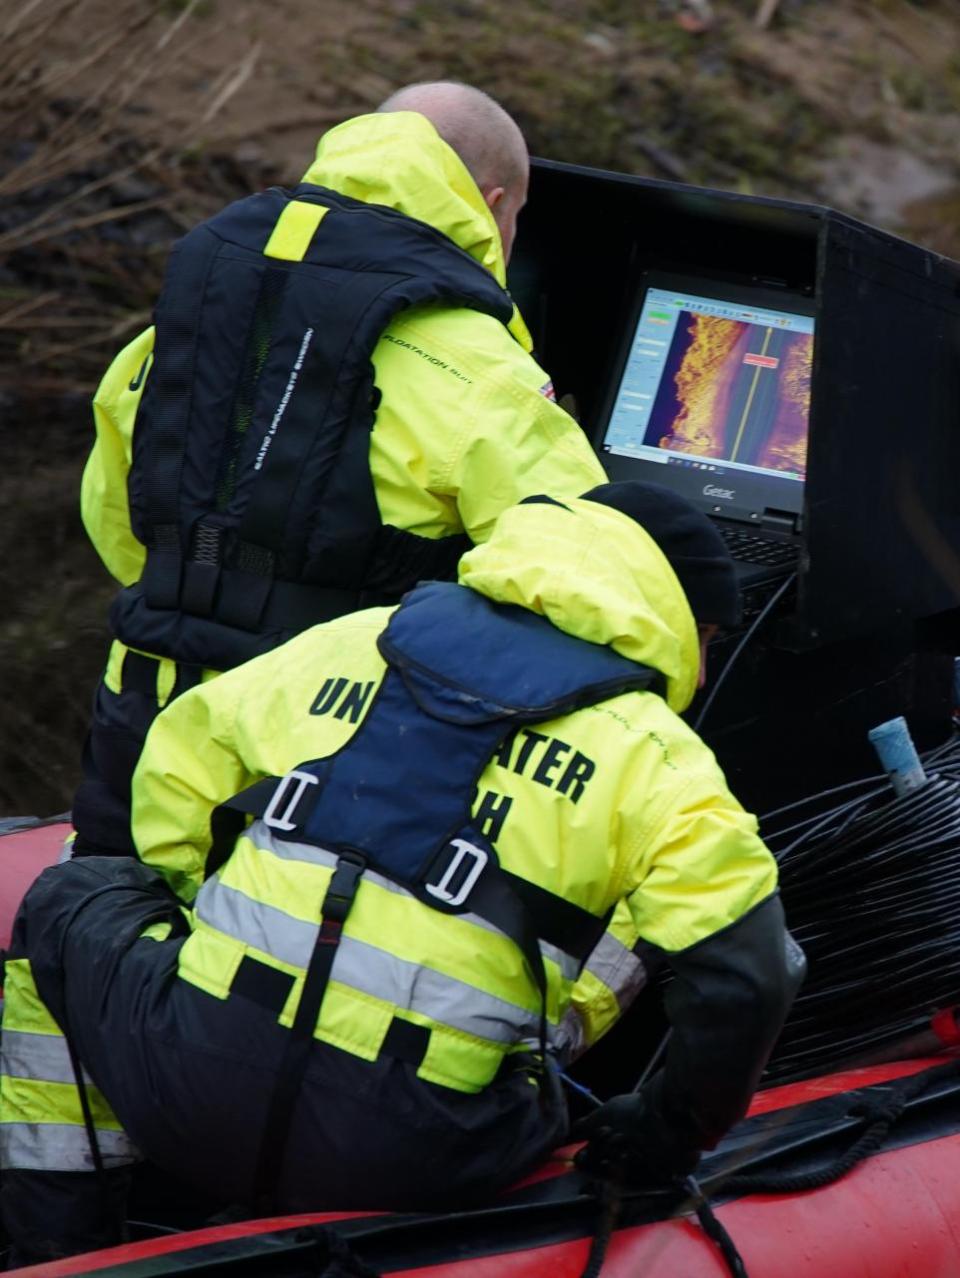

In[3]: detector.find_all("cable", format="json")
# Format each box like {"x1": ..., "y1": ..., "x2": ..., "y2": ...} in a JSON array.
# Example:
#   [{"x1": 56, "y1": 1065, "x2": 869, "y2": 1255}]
[
  {"x1": 632, "y1": 1028, "x2": 671, "y2": 1093},
  {"x1": 693, "y1": 573, "x2": 796, "y2": 734},
  {"x1": 760, "y1": 771, "x2": 886, "y2": 828},
  {"x1": 762, "y1": 742, "x2": 960, "y2": 1083}
]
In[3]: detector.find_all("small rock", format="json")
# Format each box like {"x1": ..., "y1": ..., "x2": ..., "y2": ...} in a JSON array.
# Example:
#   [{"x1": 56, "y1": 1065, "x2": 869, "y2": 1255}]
[{"x1": 583, "y1": 31, "x2": 615, "y2": 55}]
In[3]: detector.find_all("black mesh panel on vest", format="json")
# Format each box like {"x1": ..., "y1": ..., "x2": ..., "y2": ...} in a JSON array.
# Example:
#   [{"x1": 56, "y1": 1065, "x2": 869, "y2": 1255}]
[{"x1": 216, "y1": 266, "x2": 289, "y2": 512}]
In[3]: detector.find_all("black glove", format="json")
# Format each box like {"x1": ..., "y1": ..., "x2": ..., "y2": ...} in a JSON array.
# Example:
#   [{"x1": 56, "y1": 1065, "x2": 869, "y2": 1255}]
[{"x1": 572, "y1": 1087, "x2": 700, "y2": 1187}]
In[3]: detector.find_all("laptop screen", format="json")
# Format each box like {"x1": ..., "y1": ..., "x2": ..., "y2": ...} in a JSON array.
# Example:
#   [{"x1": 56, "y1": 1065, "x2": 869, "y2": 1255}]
[{"x1": 599, "y1": 280, "x2": 815, "y2": 524}]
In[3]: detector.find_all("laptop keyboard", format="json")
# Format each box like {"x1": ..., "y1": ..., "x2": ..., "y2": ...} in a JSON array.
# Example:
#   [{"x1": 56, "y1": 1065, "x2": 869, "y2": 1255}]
[{"x1": 718, "y1": 527, "x2": 799, "y2": 567}]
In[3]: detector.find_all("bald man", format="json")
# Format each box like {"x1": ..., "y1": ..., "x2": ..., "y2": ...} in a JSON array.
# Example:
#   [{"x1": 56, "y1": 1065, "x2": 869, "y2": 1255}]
[
  {"x1": 379, "y1": 81, "x2": 529, "y2": 261},
  {"x1": 71, "y1": 82, "x2": 606, "y2": 863}
]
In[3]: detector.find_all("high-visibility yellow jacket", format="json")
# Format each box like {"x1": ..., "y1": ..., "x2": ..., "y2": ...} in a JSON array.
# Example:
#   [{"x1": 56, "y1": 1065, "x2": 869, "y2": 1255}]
[
  {"x1": 131, "y1": 497, "x2": 797, "y2": 1139},
  {"x1": 81, "y1": 111, "x2": 605, "y2": 699}
]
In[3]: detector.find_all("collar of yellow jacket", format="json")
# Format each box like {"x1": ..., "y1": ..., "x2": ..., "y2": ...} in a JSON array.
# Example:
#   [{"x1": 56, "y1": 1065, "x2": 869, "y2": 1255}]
[
  {"x1": 302, "y1": 111, "x2": 532, "y2": 351},
  {"x1": 457, "y1": 498, "x2": 701, "y2": 713}
]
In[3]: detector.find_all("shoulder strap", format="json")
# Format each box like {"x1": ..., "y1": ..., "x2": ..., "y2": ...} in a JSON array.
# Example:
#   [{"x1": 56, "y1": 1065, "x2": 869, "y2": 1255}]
[{"x1": 139, "y1": 226, "x2": 221, "y2": 610}]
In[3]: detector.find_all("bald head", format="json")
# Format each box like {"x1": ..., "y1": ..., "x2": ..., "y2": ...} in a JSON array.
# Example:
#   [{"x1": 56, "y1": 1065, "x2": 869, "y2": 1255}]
[{"x1": 378, "y1": 81, "x2": 529, "y2": 262}]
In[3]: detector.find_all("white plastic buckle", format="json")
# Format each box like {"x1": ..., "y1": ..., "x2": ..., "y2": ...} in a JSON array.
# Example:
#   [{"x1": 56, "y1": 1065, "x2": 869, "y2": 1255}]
[
  {"x1": 262, "y1": 769, "x2": 319, "y2": 832},
  {"x1": 425, "y1": 837, "x2": 488, "y2": 908}
]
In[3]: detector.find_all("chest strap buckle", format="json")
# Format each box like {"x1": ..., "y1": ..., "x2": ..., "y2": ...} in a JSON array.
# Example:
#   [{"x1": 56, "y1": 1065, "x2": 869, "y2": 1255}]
[
  {"x1": 425, "y1": 837, "x2": 488, "y2": 908},
  {"x1": 263, "y1": 769, "x2": 319, "y2": 832}
]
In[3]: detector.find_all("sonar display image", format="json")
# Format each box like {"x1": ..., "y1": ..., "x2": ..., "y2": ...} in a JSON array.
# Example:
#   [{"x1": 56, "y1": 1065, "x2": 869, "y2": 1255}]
[{"x1": 644, "y1": 312, "x2": 812, "y2": 478}]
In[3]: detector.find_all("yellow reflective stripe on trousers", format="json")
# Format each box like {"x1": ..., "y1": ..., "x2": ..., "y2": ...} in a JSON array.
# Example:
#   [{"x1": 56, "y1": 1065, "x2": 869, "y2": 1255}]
[
  {"x1": 0, "y1": 964, "x2": 139, "y2": 1170},
  {"x1": 2, "y1": 957, "x2": 61, "y2": 1036},
  {"x1": 1, "y1": 1067, "x2": 139, "y2": 1172}
]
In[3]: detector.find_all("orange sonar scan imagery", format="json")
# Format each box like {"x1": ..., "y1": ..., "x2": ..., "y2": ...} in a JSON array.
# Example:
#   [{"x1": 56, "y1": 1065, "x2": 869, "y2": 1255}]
[{"x1": 646, "y1": 312, "x2": 812, "y2": 479}]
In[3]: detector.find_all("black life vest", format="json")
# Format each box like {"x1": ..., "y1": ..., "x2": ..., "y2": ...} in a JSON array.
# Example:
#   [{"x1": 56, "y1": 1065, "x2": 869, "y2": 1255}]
[{"x1": 111, "y1": 184, "x2": 515, "y2": 672}]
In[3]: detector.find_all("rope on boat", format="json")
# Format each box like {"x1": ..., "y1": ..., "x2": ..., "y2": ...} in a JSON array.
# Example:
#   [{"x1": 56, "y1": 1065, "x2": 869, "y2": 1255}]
[
  {"x1": 576, "y1": 1174, "x2": 750, "y2": 1278},
  {"x1": 575, "y1": 1058, "x2": 960, "y2": 1278},
  {"x1": 721, "y1": 1092, "x2": 907, "y2": 1197},
  {"x1": 685, "y1": 1176, "x2": 749, "y2": 1278},
  {"x1": 578, "y1": 1177, "x2": 623, "y2": 1278}
]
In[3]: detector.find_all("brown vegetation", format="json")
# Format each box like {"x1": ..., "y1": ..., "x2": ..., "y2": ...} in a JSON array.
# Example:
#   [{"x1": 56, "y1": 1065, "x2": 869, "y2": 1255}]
[{"x1": 2, "y1": 0, "x2": 959, "y2": 815}]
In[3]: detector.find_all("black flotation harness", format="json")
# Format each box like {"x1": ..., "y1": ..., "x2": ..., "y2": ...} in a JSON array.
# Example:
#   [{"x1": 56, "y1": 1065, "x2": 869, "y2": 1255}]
[{"x1": 112, "y1": 185, "x2": 516, "y2": 672}]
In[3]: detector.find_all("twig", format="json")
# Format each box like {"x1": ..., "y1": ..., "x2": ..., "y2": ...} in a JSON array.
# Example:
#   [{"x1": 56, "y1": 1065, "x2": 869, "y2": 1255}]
[
  {"x1": 0, "y1": 197, "x2": 170, "y2": 254},
  {"x1": 1, "y1": 317, "x2": 118, "y2": 330},
  {"x1": 2, "y1": 0, "x2": 52, "y2": 39},
  {"x1": 29, "y1": 309, "x2": 151, "y2": 364},
  {"x1": 155, "y1": 0, "x2": 203, "y2": 51},
  {"x1": 0, "y1": 292, "x2": 63, "y2": 328},
  {"x1": 200, "y1": 41, "x2": 263, "y2": 124},
  {"x1": 629, "y1": 134, "x2": 689, "y2": 182},
  {"x1": 214, "y1": 107, "x2": 351, "y2": 145},
  {"x1": 755, "y1": 0, "x2": 781, "y2": 28},
  {"x1": 0, "y1": 146, "x2": 165, "y2": 237}
]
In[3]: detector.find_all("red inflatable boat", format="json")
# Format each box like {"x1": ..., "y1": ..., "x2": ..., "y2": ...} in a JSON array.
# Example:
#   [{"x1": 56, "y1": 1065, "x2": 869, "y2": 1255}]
[{"x1": 3, "y1": 821, "x2": 960, "y2": 1278}]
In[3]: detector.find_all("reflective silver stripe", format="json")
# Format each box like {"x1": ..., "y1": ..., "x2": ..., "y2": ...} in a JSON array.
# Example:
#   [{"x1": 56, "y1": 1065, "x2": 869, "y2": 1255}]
[
  {"x1": 555, "y1": 1007, "x2": 588, "y2": 1063},
  {"x1": 541, "y1": 941, "x2": 579, "y2": 983},
  {"x1": 197, "y1": 876, "x2": 557, "y2": 1047},
  {"x1": 582, "y1": 930, "x2": 648, "y2": 1012},
  {"x1": 1, "y1": 1029, "x2": 92, "y2": 1086},
  {"x1": 249, "y1": 825, "x2": 580, "y2": 979},
  {"x1": 554, "y1": 932, "x2": 648, "y2": 1063},
  {"x1": 0, "y1": 1122, "x2": 139, "y2": 1172}
]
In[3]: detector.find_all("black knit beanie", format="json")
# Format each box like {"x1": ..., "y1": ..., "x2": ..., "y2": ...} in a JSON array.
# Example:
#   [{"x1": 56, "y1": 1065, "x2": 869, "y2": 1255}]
[{"x1": 582, "y1": 481, "x2": 741, "y2": 627}]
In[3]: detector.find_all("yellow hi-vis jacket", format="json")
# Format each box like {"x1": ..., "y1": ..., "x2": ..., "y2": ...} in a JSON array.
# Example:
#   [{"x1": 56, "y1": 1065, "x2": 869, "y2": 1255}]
[
  {"x1": 81, "y1": 111, "x2": 605, "y2": 704},
  {"x1": 131, "y1": 497, "x2": 781, "y2": 1100}
]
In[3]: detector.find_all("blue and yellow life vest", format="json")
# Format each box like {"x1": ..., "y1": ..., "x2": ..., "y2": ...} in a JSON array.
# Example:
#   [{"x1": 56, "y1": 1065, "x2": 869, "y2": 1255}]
[{"x1": 212, "y1": 581, "x2": 665, "y2": 1071}]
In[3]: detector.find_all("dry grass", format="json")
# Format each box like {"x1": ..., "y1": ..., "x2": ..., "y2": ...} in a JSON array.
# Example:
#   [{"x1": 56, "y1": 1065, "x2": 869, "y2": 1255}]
[
  {"x1": 0, "y1": 0, "x2": 271, "y2": 815},
  {"x1": 0, "y1": 0, "x2": 266, "y2": 393},
  {"x1": 2, "y1": 0, "x2": 960, "y2": 815}
]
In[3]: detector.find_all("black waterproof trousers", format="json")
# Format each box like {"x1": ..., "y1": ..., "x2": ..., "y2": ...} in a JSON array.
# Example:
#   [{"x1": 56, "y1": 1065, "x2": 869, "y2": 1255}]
[
  {"x1": 2, "y1": 857, "x2": 567, "y2": 1263},
  {"x1": 71, "y1": 656, "x2": 202, "y2": 857}
]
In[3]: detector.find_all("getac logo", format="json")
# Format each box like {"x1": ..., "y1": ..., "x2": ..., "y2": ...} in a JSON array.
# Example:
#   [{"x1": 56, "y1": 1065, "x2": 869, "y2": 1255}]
[{"x1": 703, "y1": 484, "x2": 735, "y2": 500}]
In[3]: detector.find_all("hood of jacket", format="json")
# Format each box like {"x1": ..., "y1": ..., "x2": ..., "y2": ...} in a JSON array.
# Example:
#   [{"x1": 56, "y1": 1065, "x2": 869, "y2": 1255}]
[
  {"x1": 302, "y1": 112, "x2": 531, "y2": 349},
  {"x1": 457, "y1": 497, "x2": 701, "y2": 713}
]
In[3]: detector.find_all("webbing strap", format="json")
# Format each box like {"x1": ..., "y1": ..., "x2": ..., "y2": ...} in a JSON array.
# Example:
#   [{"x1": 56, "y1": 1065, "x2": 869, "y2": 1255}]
[
  {"x1": 252, "y1": 851, "x2": 365, "y2": 1208},
  {"x1": 120, "y1": 651, "x2": 202, "y2": 703},
  {"x1": 207, "y1": 776, "x2": 279, "y2": 879},
  {"x1": 501, "y1": 869, "x2": 612, "y2": 963},
  {"x1": 210, "y1": 775, "x2": 603, "y2": 981},
  {"x1": 140, "y1": 229, "x2": 220, "y2": 610},
  {"x1": 264, "y1": 201, "x2": 329, "y2": 261}
]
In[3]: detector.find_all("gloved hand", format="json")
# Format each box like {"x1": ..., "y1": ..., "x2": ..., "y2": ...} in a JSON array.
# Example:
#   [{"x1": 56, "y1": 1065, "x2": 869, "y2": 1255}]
[{"x1": 572, "y1": 1087, "x2": 700, "y2": 1187}]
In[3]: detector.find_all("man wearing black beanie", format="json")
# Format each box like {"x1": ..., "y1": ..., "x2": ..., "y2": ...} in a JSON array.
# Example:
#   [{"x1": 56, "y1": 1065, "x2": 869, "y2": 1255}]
[
  {"x1": 552, "y1": 479, "x2": 800, "y2": 1185},
  {"x1": 580, "y1": 479, "x2": 740, "y2": 701},
  {"x1": 582, "y1": 480, "x2": 741, "y2": 629}
]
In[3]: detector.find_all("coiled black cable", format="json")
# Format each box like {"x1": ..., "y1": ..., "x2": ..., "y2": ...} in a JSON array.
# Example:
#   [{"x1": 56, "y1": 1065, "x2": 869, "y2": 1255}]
[{"x1": 764, "y1": 734, "x2": 960, "y2": 1083}]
